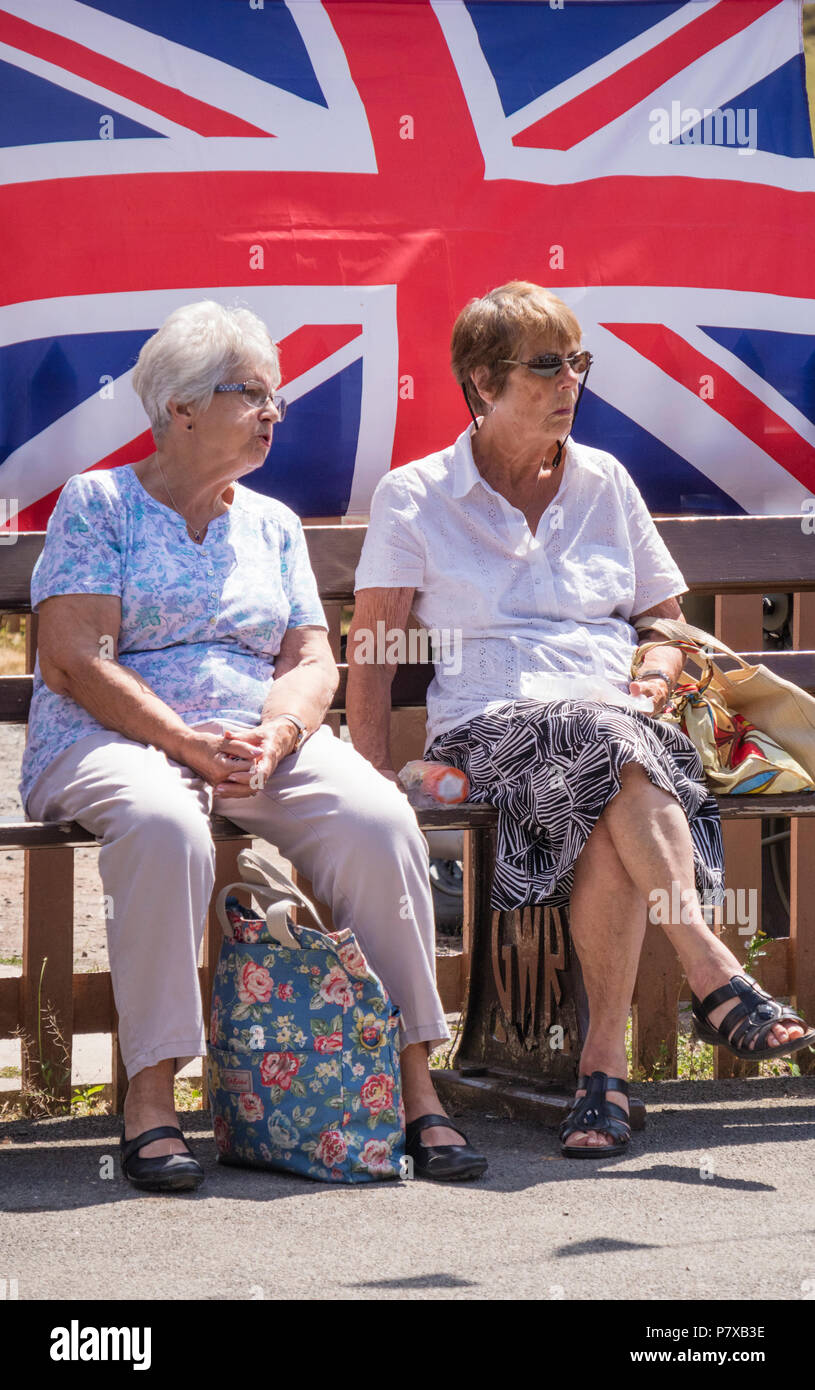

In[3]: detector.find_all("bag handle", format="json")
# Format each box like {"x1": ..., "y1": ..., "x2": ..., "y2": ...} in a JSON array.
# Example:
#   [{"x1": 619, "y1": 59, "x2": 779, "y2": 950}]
[
  {"x1": 215, "y1": 880, "x2": 301, "y2": 948},
  {"x1": 633, "y1": 615, "x2": 753, "y2": 671},
  {"x1": 237, "y1": 848, "x2": 325, "y2": 928},
  {"x1": 215, "y1": 847, "x2": 325, "y2": 946}
]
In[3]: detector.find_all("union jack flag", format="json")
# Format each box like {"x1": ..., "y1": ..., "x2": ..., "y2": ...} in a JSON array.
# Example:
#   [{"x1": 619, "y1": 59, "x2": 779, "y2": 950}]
[{"x1": 0, "y1": 0, "x2": 813, "y2": 527}]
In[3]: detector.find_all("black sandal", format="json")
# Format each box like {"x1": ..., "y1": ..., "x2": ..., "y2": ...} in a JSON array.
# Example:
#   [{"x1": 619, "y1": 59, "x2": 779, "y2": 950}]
[
  {"x1": 559, "y1": 1072, "x2": 631, "y2": 1159},
  {"x1": 405, "y1": 1113, "x2": 488, "y2": 1182},
  {"x1": 120, "y1": 1125, "x2": 204, "y2": 1193},
  {"x1": 691, "y1": 974, "x2": 815, "y2": 1060}
]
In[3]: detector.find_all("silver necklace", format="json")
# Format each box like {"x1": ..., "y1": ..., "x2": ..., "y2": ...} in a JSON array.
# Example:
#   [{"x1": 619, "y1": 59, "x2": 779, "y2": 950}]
[{"x1": 154, "y1": 455, "x2": 205, "y2": 543}]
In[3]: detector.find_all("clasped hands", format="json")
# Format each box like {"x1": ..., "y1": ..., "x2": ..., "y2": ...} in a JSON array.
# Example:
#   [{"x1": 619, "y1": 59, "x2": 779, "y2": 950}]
[{"x1": 184, "y1": 721, "x2": 296, "y2": 798}]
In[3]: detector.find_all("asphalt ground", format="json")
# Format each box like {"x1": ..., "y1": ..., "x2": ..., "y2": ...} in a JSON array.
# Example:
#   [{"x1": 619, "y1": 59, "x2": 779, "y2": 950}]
[{"x1": 1, "y1": 1076, "x2": 813, "y2": 1309}]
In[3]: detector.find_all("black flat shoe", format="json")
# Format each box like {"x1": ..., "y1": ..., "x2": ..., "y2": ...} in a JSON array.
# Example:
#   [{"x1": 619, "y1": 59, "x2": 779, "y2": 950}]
[
  {"x1": 559, "y1": 1072, "x2": 631, "y2": 1159},
  {"x1": 120, "y1": 1125, "x2": 204, "y2": 1193},
  {"x1": 405, "y1": 1112, "x2": 488, "y2": 1182}
]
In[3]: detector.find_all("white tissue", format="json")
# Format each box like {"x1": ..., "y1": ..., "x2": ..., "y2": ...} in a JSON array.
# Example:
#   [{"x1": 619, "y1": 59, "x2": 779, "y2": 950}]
[{"x1": 518, "y1": 671, "x2": 654, "y2": 714}]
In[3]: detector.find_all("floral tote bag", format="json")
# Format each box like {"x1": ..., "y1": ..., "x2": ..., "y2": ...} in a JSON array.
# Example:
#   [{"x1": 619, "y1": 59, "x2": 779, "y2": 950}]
[{"x1": 207, "y1": 849, "x2": 405, "y2": 1183}]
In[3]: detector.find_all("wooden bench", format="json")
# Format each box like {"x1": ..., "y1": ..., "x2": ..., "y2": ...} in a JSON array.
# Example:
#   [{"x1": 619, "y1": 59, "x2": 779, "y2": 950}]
[{"x1": 2, "y1": 515, "x2": 815, "y2": 1120}]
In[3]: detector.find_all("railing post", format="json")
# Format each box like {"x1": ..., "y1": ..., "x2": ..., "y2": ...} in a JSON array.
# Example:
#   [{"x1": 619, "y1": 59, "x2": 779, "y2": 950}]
[
  {"x1": 111, "y1": 1028, "x2": 127, "y2": 1114},
  {"x1": 22, "y1": 848, "x2": 74, "y2": 1111},
  {"x1": 20, "y1": 609, "x2": 75, "y2": 1110},
  {"x1": 790, "y1": 591, "x2": 815, "y2": 1074},
  {"x1": 461, "y1": 826, "x2": 474, "y2": 992},
  {"x1": 632, "y1": 925, "x2": 681, "y2": 1079},
  {"x1": 713, "y1": 594, "x2": 764, "y2": 1079}
]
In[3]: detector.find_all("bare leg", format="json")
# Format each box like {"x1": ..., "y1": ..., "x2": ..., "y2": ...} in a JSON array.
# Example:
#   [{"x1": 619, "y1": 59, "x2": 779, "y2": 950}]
[
  {"x1": 401, "y1": 1042, "x2": 468, "y2": 1146},
  {"x1": 565, "y1": 814, "x2": 646, "y2": 1148},
  {"x1": 603, "y1": 764, "x2": 803, "y2": 1047},
  {"x1": 124, "y1": 1061, "x2": 187, "y2": 1158}
]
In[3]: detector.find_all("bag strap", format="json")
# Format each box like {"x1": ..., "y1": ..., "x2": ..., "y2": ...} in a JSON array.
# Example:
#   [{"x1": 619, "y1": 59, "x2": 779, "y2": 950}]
[
  {"x1": 238, "y1": 849, "x2": 327, "y2": 930},
  {"x1": 632, "y1": 641, "x2": 717, "y2": 701},
  {"x1": 633, "y1": 615, "x2": 751, "y2": 670},
  {"x1": 214, "y1": 847, "x2": 325, "y2": 945}
]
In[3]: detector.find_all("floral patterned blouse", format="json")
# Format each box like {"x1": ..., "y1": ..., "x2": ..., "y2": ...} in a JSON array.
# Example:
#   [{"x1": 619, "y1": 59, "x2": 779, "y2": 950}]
[{"x1": 20, "y1": 466, "x2": 327, "y2": 810}]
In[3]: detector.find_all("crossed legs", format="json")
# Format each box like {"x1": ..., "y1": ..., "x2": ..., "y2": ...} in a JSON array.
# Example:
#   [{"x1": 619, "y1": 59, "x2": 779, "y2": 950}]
[{"x1": 566, "y1": 762, "x2": 806, "y2": 1150}]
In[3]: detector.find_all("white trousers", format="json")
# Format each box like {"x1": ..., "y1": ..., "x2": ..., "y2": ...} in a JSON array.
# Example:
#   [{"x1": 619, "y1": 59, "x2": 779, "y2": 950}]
[{"x1": 27, "y1": 721, "x2": 449, "y2": 1080}]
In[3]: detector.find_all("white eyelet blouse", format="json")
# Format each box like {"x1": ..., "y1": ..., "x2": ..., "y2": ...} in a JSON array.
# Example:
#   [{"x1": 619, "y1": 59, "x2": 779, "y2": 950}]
[{"x1": 354, "y1": 425, "x2": 687, "y2": 751}]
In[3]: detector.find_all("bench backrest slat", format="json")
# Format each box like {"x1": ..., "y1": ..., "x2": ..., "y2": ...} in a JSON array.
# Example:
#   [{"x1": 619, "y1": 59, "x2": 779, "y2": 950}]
[
  {"x1": 3, "y1": 651, "x2": 815, "y2": 724},
  {"x1": 3, "y1": 517, "x2": 815, "y2": 611}
]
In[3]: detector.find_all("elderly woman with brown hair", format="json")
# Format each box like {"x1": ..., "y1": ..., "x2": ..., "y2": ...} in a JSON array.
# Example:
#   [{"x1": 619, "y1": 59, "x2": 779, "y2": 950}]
[
  {"x1": 21, "y1": 300, "x2": 487, "y2": 1192},
  {"x1": 348, "y1": 280, "x2": 814, "y2": 1159}
]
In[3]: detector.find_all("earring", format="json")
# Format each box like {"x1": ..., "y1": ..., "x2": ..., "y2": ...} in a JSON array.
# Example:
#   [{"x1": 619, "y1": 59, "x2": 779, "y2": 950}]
[{"x1": 186, "y1": 423, "x2": 193, "y2": 431}]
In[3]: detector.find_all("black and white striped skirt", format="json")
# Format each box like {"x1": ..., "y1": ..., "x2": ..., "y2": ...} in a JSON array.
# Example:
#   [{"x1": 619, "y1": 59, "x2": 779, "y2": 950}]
[{"x1": 426, "y1": 699, "x2": 724, "y2": 912}]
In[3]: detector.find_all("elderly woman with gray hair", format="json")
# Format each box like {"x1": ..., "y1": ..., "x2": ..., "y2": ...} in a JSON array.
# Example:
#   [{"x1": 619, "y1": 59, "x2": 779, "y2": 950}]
[
  {"x1": 348, "y1": 280, "x2": 814, "y2": 1160},
  {"x1": 20, "y1": 300, "x2": 487, "y2": 1192}
]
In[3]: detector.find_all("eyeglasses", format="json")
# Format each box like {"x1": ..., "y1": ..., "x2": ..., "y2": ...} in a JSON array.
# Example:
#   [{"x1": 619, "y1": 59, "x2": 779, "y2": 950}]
[
  {"x1": 499, "y1": 350, "x2": 593, "y2": 379},
  {"x1": 214, "y1": 382, "x2": 287, "y2": 418}
]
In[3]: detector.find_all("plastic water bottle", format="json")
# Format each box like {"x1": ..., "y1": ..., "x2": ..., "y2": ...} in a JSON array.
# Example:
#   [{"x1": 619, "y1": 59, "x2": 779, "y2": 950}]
[{"x1": 398, "y1": 760, "x2": 469, "y2": 808}]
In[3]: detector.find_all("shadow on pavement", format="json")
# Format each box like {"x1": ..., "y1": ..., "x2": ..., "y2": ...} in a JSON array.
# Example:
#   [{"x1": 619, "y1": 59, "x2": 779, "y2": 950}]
[
  {"x1": 591, "y1": 1163, "x2": 774, "y2": 1191},
  {"x1": 344, "y1": 1273, "x2": 477, "y2": 1289},
  {"x1": 555, "y1": 1236, "x2": 658, "y2": 1257},
  {"x1": 0, "y1": 1092, "x2": 812, "y2": 1210}
]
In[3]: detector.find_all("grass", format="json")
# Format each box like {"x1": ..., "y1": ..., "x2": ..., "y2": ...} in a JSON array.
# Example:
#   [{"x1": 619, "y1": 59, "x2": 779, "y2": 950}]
[
  {"x1": 0, "y1": 964, "x2": 207, "y2": 1120},
  {"x1": 173, "y1": 1077, "x2": 204, "y2": 1111},
  {"x1": 69, "y1": 1084, "x2": 107, "y2": 1117},
  {"x1": 0, "y1": 1073, "x2": 205, "y2": 1123},
  {"x1": 626, "y1": 1013, "x2": 713, "y2": 1083},
  {"x1": 626, "y1": 1008, "x2": 805, "y2": 1083},
  {"x1": 430, "y1": 999, "x2": 807, "y2": 1082},
  {"x1": 429, "y1": 1013, "x2": 463, "y2": 1070}
]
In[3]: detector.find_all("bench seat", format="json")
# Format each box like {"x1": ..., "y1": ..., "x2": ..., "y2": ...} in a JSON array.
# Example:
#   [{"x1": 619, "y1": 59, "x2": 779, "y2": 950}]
[
  {"x1": 4, "y1": 783, "x2": 815, "y2": 856},
  {"x1": 0, "y1": 802, "x2": 503, "y2": 850}
]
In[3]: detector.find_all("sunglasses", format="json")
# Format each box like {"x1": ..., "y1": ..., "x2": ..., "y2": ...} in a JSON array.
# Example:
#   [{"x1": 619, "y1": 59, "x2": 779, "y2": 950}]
[
  {"x1": 214, "y1": 381, "x2": 287, "y2": 417},
  {"x1": 499, "y1": 350, "x2": 593, "y2": 379}
]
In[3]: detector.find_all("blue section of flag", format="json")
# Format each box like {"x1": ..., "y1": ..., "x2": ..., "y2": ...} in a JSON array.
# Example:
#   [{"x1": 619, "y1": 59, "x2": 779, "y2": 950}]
[
  {"x1": 576, "y1": 388, "x2": 742, "y2": 515},
  {"x1": 675, "y1": 56, "x2": 813, "y2": 159},
  {"x1": 466, "y1": 0, "x2": 687, "y2": 117},
  {"x1": 699, "y1": 325, "x2": 815, "y2": 428},
  {"x1": 0, "y1": 59, "x2": 163, "y2": 146},
  {"x1": 251, "y1": 359, "x2": 363, "y2": 517},
  {"x1": 727, "y1": 55, "x2": 814, "y2": 158},
  {"x1": 82, "y1": 0, "x2": 328, "y2": 108},
  {"x1": 0, "y1": 331, "x2": 153, "y2": 465}
]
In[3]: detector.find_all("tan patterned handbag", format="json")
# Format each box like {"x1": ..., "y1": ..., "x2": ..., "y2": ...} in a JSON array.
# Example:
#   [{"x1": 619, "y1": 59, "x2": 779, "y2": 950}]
[{"x1": 632, "y1": 617, "x2": 815, "y2": 793}]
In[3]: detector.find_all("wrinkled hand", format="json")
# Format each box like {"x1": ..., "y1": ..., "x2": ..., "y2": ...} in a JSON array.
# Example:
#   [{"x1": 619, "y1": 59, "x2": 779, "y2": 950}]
[
  {"x1": 213, "y1": 724, "x2": 294, "y2": 798},
  {"x1": 180, "y1": 730, "x2": 256, "y2": 789},
  {"x1": 628, "y1": 676, "x2": 671, "y2": 717}
]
